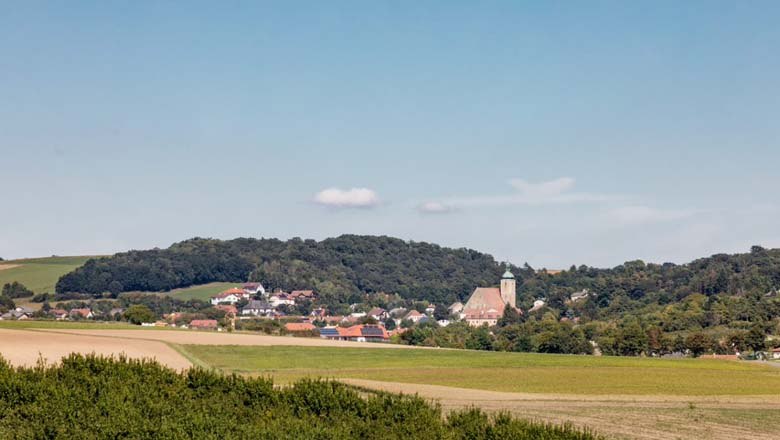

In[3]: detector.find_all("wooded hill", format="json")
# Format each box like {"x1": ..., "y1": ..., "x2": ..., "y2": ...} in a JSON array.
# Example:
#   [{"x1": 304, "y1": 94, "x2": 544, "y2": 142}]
[
  {"x1": 56, "y1": 236, "x2": 780, "y2": 319},
  {"x1": 55, "y1": 235, "x2": 507, "y2": 304}
]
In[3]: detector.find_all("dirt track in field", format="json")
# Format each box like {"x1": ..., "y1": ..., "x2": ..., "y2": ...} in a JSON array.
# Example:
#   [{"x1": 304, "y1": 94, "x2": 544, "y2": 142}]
[
  {"x1": 33, "y1": 328, "x2": 417, "y2": 349},
  {"x1": 0, "y1": 328, "x2": 192, "y2": 370},
  {"x1": 342, "y1": 379, "x2": 780, "y2": 440},
  {"x1": 0, "y1": 264, "x2": 20, "y2": 271}
]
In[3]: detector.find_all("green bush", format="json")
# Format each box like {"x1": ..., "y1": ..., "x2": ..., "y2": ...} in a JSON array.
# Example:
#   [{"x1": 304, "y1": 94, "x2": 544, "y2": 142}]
[{"x1": 0, "y1": 354, "x2": 602, "y2": 439}]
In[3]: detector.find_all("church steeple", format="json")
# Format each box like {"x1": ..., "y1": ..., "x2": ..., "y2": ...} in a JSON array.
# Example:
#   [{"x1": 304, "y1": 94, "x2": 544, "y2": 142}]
[{"x1": 500, "y1": 263, "x2": 516, "y2": 308}]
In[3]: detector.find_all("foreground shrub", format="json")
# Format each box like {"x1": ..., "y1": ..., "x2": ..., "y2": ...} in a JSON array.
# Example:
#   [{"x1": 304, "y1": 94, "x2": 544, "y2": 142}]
[{"x1": 0, "y1": 354, "x2": 602, "y2": 439}]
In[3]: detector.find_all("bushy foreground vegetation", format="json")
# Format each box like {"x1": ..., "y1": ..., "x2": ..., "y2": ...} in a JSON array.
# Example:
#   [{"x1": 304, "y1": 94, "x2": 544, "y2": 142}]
[{"x1": 0, "y1": 354, "x2": 600, "y2": 440}]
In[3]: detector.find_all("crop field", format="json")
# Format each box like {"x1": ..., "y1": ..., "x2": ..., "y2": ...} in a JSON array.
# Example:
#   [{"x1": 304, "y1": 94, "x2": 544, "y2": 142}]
[
  {"x1": 2, "y1": 325, "x2": 779, "y2": 439},
  {"x1": 178, "y1": 345, "x2": 780, "y2": 396},
  {"x1": 0, "y1": 255, "x2": 95, "y2": 293}
]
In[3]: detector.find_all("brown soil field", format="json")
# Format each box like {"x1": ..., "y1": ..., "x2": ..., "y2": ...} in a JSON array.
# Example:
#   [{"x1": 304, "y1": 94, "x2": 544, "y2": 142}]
[
  {"x1": 0, "y1": 329, "x2": 191, "y2": 370},
  {"x1": 0, "y1": 264, "x2": 20, "y2": 271},
  {"x1": 342, "y1": 379, "x2": 780, "y2": 440},
  {"x1": 34, "y1": 328, "x2": 417, "y2": 349}
]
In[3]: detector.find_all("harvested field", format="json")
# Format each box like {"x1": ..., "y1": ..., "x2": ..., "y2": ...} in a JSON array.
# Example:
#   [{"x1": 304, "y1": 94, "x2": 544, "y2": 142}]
[
  {"x1": 0, "y1": 329, "x2": 191, "y2": 370},
  {"x1": 34, "y1": 328, "x2": 417, "y2": 349},
  {"x1": 343, "y1": 379, "x2": 780, "y2": 440},
  {"x1": 0, "y1": 264, "x2": 20, "y2": 271}
]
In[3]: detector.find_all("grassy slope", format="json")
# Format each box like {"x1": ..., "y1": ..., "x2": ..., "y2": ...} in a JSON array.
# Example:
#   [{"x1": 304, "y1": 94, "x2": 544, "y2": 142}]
[
  {"x1": 164, "y1": 282, "x2": 238, "y2": 301},
  {"x1": 0, "y1": 321, "x2": 141, "y2": 330},
  {"x1": 0, "y1": 256, "x2": 95, "y2": 294},
  {"x1": 180, "y1": 345, "x2": 780, "y2": 396}
]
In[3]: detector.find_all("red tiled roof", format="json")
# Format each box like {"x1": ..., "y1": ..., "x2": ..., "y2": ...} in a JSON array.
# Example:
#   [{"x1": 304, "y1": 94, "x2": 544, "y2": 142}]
[
  {"x1": 463, "y1": 288, "x2": 508, "y2": 319},
  {"x1": 215, "y1": 305, "x2": 237, "y2": 315},
  {"x1": 190, "y1": 319, "x2": 218, "y2": 328},
  {"x1": 285, "y1": 322, "x2": 316, "y2": 332},
  {"x1": 290, "y1": 290, "x2": 315, "y2": 298}
]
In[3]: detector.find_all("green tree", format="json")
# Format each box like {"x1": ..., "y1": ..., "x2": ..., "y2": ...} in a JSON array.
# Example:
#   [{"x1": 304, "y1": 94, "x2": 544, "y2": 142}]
[
  {"x1": 123, "y1": 304, "x2": 156, "y2": 324},
  {"x1": 745, "y1": 324, "x2": 767, "y2": 352},
  {"x1": 2, "y1": 282, "x2": 33, "y2": 299}
]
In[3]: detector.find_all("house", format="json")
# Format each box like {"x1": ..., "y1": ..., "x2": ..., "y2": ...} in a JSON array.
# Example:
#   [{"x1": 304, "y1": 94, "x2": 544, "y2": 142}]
[
  {"x1": 570, "y1": 289, "x2": 590, "y2": 302},
  {"x1": 242, "y1": 282, "x2": 266, "y2": 296},
  {"x1": 269, "y1": 293, "x2": 295, "y2": 307},
  {"x1": 529, "y1": 299, "x2": 546, "y2": 313},
  {"x1": 51, "y1": 309, "x2": 69, "y2": 320},
  {"x1": 242, "y1": 300, "x2": 275, "y2": 317},
  {"x1": 462, "y1": 266, "x2": 520, "y2": 327},
  {"x1": 448, "y1": 302, "x2": 464, "y2": 316},
  {"x1": 190, "y1": 319, "x2": 218, "y2": 330},
  {"x1": 402, "y1": 310, "x2": 425, "y2": 324},
  {"x1": 210, "y1": 288, "x2": 250, "y2": 305},
  {"x1": 290, "y1": 290, "x2": 315, "y2": 300},
  {"x1": 319, "y1": 324, "x2": 389, "y2": 342},
  {"x1": 1, "y1": 307, "x2": 33, "y2": 320},
  {"x1": 310, "y1": 307, "x2": 328, "y2": 318},
  {"x1": 69, "y1": 308, "x2": 93, "y2": 319},
  {"x1": 367, "y1": 307, "x2": 388, "y2": 321},
  {"x1": 772, "y1": 348, "x2": 780, "y2": 360},
  {"x1": 424, "y1": 304, "x2": 436, "y2": 316},
  {"x1": 284, "y1": 322, "x2": 316, "y2": 333}
]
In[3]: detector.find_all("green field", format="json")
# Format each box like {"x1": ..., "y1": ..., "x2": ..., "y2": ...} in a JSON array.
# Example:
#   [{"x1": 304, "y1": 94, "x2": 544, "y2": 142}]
[
  {"x1": 179, "y1": 345, "x2": 780, "y2": 396},
  {"x1": 0, "y1": 256, "x2": 96, "y2": 294},
  {"x1": 164, "y1": 282, "x2": 238, "y2": 301}
]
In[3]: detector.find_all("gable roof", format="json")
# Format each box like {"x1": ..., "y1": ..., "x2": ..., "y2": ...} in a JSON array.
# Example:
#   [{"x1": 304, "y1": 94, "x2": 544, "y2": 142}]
[
  {"x1": 285, "y1": 322, "x2": 316, "y2": 332},
  {"x1": 464, "y1": 288, "x2": 504, "y2": 311},
  {"x1": 190, "y1": 319, "x2": 218, "y2": 328}
]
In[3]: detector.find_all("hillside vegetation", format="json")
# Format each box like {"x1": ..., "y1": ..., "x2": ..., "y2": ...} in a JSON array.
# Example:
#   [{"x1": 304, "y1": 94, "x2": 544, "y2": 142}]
[
  {"x1": 55, "y1": 236, "x2": 505, "y2": 303},
  {"x1": 0, "y1": 256, "x2": 94, "y2": 294},
  {"x1": 0, "y1": 353, "x2": 601, "y2": 440}
]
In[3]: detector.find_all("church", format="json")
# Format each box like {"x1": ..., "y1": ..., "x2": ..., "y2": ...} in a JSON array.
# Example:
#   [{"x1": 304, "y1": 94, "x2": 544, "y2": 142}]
[{"x1": 462, "y1": 266, "x2": 519, "y2": 327}]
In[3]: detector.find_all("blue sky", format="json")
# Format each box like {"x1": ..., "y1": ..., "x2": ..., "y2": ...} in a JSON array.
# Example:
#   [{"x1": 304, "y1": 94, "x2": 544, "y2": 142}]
[{"x1": 1, "y1": 1, "x2": 778, "y2": 268}]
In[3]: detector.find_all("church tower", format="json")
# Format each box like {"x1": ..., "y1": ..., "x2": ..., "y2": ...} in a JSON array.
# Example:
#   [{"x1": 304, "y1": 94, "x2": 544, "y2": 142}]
[{"x1": 499, "y1": 264, "x2": 516, "y2": 308}]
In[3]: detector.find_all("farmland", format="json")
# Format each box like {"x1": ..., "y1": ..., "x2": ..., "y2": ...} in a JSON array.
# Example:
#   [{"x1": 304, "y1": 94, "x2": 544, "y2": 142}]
[
  {"x1": 178, "y1": 345, "x2": 780, "y2": 396},
  {"x1": 1, "y1": 326, "x2": 779, "y2": 439},
  {"x1": 0, "y1": 256, "x2": 95, "y2": 294}
]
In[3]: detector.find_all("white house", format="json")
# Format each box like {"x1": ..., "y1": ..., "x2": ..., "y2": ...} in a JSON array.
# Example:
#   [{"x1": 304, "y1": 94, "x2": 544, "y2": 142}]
[
  {"x1": 242, "y1": 282, "x2": 266, "y2": 296},
  {"x1": 268, "y1": 293, "x2": 295, "y2": 308},
  {"x1": 241, "y1": 300, "x2": 275, "y2": 317},
  {"x1": 210, "y1": 288, "x2": 250, "y2": 305}
]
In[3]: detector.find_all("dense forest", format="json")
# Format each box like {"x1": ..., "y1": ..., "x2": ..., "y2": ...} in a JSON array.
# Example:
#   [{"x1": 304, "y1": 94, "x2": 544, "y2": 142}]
[
  {"x1": 0, "y1": 354, "x2": 601, "y2": 440},
  {"x1": 55, "y1": 235, "x2": 506, "y2": 304}
]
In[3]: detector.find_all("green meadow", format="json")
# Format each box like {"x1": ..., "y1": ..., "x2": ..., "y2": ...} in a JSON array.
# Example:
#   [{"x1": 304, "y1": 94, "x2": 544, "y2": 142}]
[
  {"x1": 163, "y1": 282, "x2": 239, "y2": 301},
  {"x1": 179, "y1": 345, "x2": 780, "y2": 396},
  {"x1": 0, "y1": 256, "x2": 96, "y2": 294}
]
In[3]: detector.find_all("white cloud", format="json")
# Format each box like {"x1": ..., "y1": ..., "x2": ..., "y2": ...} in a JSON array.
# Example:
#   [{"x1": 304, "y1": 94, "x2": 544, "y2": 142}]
[
  {"x1": 607, "y1": 205, "x2": 697, "y2": 225},
  {"x1": 313, "y1": 187, "x2": 380, "y2": 208},
  {"x1": 418, "y1": 177, "x2": 621, "y2": 212},
  {"x1": 418, "y1": 201, "x2": 456, "y2": 214}
]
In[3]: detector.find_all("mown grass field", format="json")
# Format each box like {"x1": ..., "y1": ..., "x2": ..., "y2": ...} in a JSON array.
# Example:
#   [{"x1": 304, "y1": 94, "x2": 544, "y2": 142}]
[
  {"x1": 180, "y1": 345, "x2": 780, "y2": 396},
  {"x1": 164, "y1": 282, "x2": 238, "y2": 301},
  {"x1": 0, "y1": 256, "x2": 96, "y2": 293}
]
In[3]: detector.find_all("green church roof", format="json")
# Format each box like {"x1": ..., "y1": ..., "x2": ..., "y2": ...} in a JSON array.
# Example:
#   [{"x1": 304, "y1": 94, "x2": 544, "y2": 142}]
[{"x1": 501, "y1": 266, "x2": 515, "y2": 279}]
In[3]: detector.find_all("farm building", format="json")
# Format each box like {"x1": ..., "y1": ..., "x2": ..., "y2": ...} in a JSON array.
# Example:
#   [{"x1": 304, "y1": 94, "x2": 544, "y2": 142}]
[
  {"x1": 319, "y1": 325, "x2": 389, "y2": 342},
  {"x1": 284, "y1": 322, "x2": 316, "y2": 333},
  {"x1": 210, "y1": 288, "x2": 250, "y2": 305}
]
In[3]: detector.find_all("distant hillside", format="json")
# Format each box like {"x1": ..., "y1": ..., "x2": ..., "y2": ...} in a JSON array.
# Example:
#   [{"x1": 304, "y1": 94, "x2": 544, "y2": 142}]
[
  {"x1": 55, "y1": 236, "x2": 510, "y2": 304},
  {"x1": 0, "y1": 256, "x2": 96, "y2": 294}
]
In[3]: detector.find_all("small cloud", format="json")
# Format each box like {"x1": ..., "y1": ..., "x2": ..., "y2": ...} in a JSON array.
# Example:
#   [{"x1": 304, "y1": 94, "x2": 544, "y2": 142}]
[
  {"x1": 418, "y1": 201, "x2": 456, "y2": 214},
  {"x1": 508, "y1": 177, "x2": 575, "y2": 198},
  {"x1": 608, "y1": 206, "x2": 697, "y2": 225},
  {"x1": 418, "y1": 177, "x2": 621, "y2": 212},
  {"x1": 313, "y1": 187, "x2": 380, "y2": 209}
]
